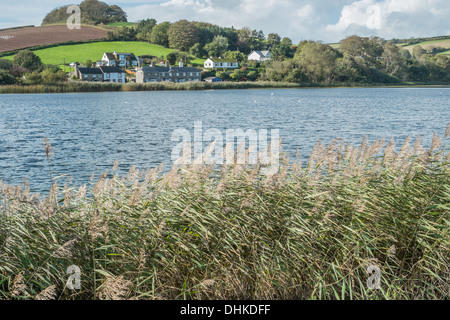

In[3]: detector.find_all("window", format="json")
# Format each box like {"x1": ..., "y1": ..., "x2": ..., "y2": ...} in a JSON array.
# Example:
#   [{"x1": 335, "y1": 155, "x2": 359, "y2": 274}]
[
  {"x1": 169, "y1": 73, "x2": 172, "y2": 76},
  {"x1": 106, "y1": 73, "x2": 110, "y2": 78},
  {"x1": 118, "y1": 73, "x2": 122, "y2": 78}
]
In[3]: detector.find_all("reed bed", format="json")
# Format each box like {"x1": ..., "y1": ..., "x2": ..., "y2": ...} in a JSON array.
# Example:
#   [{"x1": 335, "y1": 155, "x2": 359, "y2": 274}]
[
  {"x1": 0, "y1": 81, "x2": 303, "y2": 94},
  {"x1": 0, "y1": 129, "x2": 449, "y2": 300}
]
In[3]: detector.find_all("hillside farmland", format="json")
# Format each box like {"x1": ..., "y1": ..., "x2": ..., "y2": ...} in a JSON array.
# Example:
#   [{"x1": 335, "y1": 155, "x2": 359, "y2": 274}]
[
  {"x1": 402, "y1": 38, "x2": 450, "y2": 53},
  {"x1": 2, "y1": 41, "x2": 177, "y2": 67},
  {"x1": 0, "y1": 25, "x2": 108, "y2": 53}
]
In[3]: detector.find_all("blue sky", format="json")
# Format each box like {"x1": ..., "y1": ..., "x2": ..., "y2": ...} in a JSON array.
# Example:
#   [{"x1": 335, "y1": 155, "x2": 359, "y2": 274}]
[{"x1": 1, "y1": 0, "x2": 449, "y2": 43}]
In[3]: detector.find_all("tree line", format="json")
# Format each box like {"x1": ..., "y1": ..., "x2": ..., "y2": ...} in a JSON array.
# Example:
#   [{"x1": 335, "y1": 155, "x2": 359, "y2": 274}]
[
  {"x1": 106, "y1": 18, "x2": 450, "y2": 84},
  {"x1": 0, "y1": 50, "x2": 66, "y2": 85}
]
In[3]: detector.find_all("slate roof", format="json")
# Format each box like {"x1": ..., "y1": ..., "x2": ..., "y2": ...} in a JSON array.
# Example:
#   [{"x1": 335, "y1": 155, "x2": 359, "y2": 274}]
[
  {"x1": 77, "y1": 67, "x2": 103, "y2": 75},
  {"x1": 250, "y1": 50, "x2": 271, "y2": 58},
  {"x1": 141, "y1": 66, "x2": 201, "y2": 73},
  {"x1": 99, "y1": 66, "x2": 126, "y2": 73},
  {"x1": 104, "y1": 53, "x2": 116, "y2": 60}
]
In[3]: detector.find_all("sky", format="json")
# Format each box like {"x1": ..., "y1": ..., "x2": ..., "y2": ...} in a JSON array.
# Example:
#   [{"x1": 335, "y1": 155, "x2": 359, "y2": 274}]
[{"x1": 1, "y1": 0, "x2": 450, "y2": 43}]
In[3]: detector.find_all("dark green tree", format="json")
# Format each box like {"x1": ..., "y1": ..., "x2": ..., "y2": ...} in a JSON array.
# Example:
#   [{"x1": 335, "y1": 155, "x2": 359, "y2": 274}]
[
  {"x1": 294, "y1": 41, "x2": 338, "y2": 83},
  {"x1": 382, "y1": 42, "x2": 407, "y2": 79},
  {"x1": 0, "y1": 59, "x2": 13, "y2": 70},
  {"x1": 42, "y1": 0, "x2": 127, "y2": 25},
  {"x1": 13, "y1": 50, "x2": 44, "y2": 72},
  {"x1": 267, "y1": 33, "x2": 281, "y2": 47},
  {"x1": 150, "y1": 22, "x2": 171, "y2": 47},
  {"x1": 190, "y1": 43, "x2": 206, "y2": 58},
  {"x1": 204, "y1": 36, "x2": 229, "y2": 58},
  {"x1": 42, "y1": 69, "x2": 67, "y2": 83},
  {"x1": 136, "y1": 18, "x2": 157, "y2": 41},
  {"x1": 168, "y1": 20, "x2": 199, "y2": 52},
  {"x1": 0, "y1": 70, "x2": 15, "y2": 85},
  {"x1": 340, "y1": 35, "x2": 383, "y2": 67},
  {"x1": 166, "y1": 52, "x2": 178, "y2": 65}
]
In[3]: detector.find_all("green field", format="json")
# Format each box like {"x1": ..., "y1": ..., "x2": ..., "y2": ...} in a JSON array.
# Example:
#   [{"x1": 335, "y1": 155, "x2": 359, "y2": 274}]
[
  {"x1": 403, "y1": 38, "x2": 450, "y2": 52},
  {"x1": 105, "y1": 22, "x2": 138, "y2": 28},
  {"x1": 2, "y1": 41, "x2": 184, "y2": 66}
]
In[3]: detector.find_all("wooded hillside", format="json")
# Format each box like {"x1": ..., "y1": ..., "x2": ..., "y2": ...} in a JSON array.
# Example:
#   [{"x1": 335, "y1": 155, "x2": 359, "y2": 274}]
[{"x1": 42, "y1": 0, "x2": 127, "y2": 25}]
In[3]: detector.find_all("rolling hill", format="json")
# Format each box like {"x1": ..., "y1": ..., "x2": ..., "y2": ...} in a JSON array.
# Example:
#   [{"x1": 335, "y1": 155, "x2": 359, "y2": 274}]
[
  {"x1": 2, "y1": 41, "x2": 177, "y2": 66},
  {"x1": 402, "y1": 38, "x2": 450, "y2": 53},
  {"x1": 0, "y1": 25, "x2": 108, "y2": 53}
]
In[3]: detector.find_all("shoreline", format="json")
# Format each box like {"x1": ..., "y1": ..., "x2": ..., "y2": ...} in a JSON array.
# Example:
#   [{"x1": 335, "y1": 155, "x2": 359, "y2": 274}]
[{"x1": 1, "y1": 81, "x2": 450, "y2": 94}]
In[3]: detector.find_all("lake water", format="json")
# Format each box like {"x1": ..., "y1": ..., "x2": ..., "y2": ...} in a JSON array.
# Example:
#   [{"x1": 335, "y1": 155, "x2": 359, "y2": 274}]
[{"x1": 0, "y1": 87, "x2": 449, "y2": 192}]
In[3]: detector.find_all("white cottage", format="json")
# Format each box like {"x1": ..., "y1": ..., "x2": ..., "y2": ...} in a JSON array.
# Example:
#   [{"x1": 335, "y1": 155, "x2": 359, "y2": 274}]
[
  {"x1": 247, "y1": 50, "x2": 272, "y2": 62},
  {"x1": 101, "y1": 51, "x2": 140, "y2": 68},
  {"x1": 204, "y1": 58, "x2": 239, "y2": 69},
  {"x1": 99, "y1": 66, "x2": 126, "y2": 83}
]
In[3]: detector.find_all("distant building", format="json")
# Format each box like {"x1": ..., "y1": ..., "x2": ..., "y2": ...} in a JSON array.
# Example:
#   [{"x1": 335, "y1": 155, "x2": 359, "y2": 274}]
[
  {"x1": 100, "y1": 51, "x2": 140, "y2": 68},
  {"x1": 247, "y1": 50, "x2": 272, "y2": 62},
  {"x1": 75, "y1": 67, "x2": 103, "y2": 82},
  {"x1": 136, "y1": 61, "x2": 202, "y2": 83},
  {"x1": 204, "y1": 77, "x2": 222, "y2": 83},
  {"x1": 99, "y1": 66, "x2": 126, "y2": 83},
  {"x1": 204, "y1": 58, "x2": 239, "y2": 69}
]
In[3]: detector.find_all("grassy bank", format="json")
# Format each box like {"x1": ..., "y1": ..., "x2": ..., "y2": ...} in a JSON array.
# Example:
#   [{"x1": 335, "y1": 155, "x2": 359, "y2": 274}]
[
  {"x1": 0, "y1": 81, "x2": 304, "y2": 94},
  {"x1": 2, "y1": 81, "x2": 450, "y2": 94},
  {"x1": 0, "y1": 130, "x2": 449, "y2": 300}
]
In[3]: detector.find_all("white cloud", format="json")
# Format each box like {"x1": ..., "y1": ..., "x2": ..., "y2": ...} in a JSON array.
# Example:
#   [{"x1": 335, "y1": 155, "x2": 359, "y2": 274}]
[
  {"x1": 126, "y1": 0, "x2": 337, "y2": 42},
  {"x1": 1, "y1": 1, "x2": 449, "y2": 43},
  {"x1": 326, "y1": 0, "x2": 450, "y2": 40}
]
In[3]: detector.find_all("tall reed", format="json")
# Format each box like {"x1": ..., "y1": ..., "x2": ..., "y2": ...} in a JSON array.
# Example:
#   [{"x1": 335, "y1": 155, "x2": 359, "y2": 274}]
[
  {"x1": 0, "y1": 129, "x2": 449, "y2": 300},
  {"x1": 0, "y1": 81, "x2": 302, "y2": 94}
]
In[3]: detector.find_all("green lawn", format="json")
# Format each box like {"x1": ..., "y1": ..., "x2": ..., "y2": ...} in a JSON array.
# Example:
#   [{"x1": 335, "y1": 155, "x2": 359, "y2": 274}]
[{"x1": 3, "y1": 41, "x2": 177, "y2": 66}]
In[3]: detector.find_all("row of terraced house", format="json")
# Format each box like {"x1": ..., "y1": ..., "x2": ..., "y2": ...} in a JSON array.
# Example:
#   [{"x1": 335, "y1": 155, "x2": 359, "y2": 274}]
[
  {"x1": 74, "y1": 50, "x2": 270, "y2": 83},
  {"x1": 75, "y1": 51, "x2": 203, "y2": 83}
]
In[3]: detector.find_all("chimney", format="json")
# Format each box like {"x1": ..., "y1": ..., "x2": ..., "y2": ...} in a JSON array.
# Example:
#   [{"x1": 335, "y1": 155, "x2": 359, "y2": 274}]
[
  {"x1": 165, "y1": 61, "x2": 170, "y2": 67},
  {"x1": 151, "y1": 60, "x2": 155, "y2": 67},
  {"x1": 179, "y1": 60, "x2": 184, "y2": 68}
]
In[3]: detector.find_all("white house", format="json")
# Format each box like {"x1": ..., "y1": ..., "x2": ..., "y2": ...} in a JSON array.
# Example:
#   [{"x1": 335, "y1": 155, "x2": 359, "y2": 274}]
[
  {"x1": 204, "y1": 58, "x2": 239, "y2": 69},
  {"x1": 99, "y1": 66, "x2": 126, "y2": 83},
  {"x1": 247, "y1": 50, "x2": 272, "y2": 62},
  {"x1": 101, "y1": 51, "x2": 140, "y2": 68}
]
